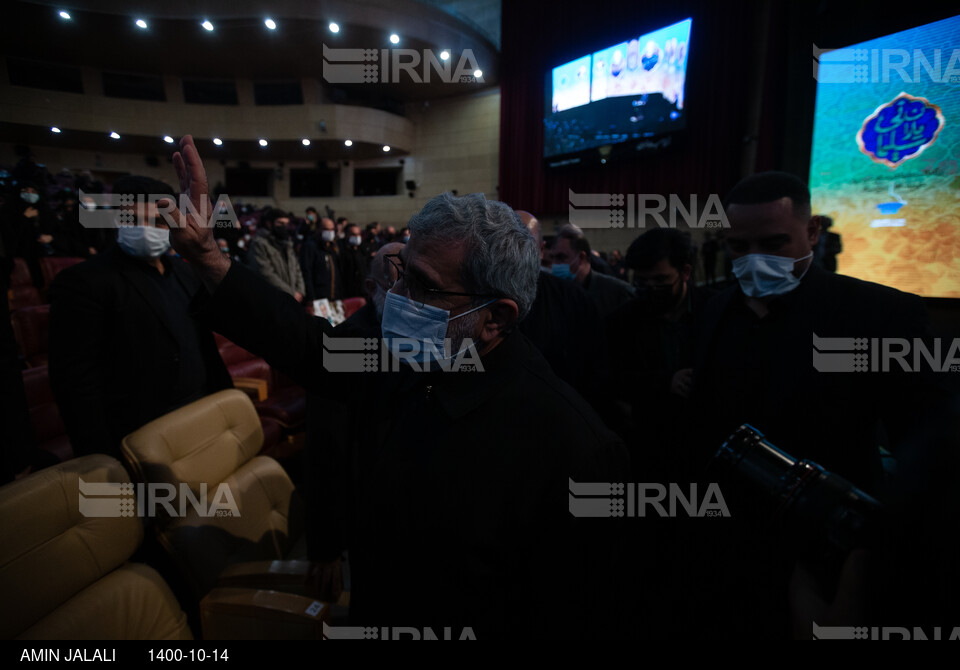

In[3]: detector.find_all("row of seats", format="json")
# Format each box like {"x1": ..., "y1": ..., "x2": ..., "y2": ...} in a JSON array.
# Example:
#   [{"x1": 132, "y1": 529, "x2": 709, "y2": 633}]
[
  {"x1": 7, "y1": 256, "x2": 85, "y2": 310},
  {"x1": 0, "y1": 390, "x2": 335, "y2": 640}
]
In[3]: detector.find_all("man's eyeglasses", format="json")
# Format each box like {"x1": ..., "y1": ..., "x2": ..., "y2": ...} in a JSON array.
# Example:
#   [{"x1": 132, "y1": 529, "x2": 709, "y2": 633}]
[{"x1": 384, "y1": 253, "x2": 500, "y2": 307}]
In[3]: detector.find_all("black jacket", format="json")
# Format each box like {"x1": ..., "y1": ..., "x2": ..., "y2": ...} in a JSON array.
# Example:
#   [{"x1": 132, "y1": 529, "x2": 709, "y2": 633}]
[
  {"x1": 300, "y1": 235, "x2": 343, "y2": 302},
  {"x1": 47, "y1": 247, "x2": 232, "y2": 458},
  {"x1": 195, "y1": 262, "x2": 630, "y2": 639},
  {"x1": 685, "y1": 264, "x2": 958, "y2": 636}
]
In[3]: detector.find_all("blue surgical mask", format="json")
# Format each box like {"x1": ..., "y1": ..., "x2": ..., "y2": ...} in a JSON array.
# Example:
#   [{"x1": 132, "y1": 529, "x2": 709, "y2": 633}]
[
  {"x1": 551, "y1": 263, "x2": 574, "y2": 280},
  {"x1": 21, "y1": 192, "x2": 39, "y2": 204},
  {"x1": 381, "y1": 291, "x2": 496, "y2": 364},
  {"x1": 117, "y1": 226, "x2": 171, "y2": 258},
  {"x1": 732, "y1": 252, "x2": 813, "y2": 297}
]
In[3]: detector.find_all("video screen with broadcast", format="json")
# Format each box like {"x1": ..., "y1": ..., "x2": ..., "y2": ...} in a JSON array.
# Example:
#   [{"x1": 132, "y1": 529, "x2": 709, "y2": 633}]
[
  {"x1": 544, "y1": 18, "x2": 691, "y2": 159},
  {"x1": 810, "y1": 13, "x2": 960, "y2": 298}
]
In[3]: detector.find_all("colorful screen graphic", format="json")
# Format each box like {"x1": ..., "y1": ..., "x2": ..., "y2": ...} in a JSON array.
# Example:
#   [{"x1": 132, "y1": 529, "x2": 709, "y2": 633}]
[
  {"x1": 551, "y1": 56, "x2": 592, "y2": 112},
  {"x1": 544, "y1": 18, "x2": 691, "y2": 158},
  {"x1": 810, "y1": 14, "x2": 960, "y2": 298}
]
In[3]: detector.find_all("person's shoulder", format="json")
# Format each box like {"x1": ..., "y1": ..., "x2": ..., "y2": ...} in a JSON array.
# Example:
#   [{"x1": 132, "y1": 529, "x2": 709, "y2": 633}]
[
  {"x1": 49, "y1": 249, "x2": 117, "y2": 286},
  {"x1": 512, "y1": 335, "x2": 618, "y2": 444},
  {"x1": 594, "y1": 270, "x2": 634, "y2": 294},
  {"x1": 821, "y1": 270, "x2": 922, "y2": 310}
]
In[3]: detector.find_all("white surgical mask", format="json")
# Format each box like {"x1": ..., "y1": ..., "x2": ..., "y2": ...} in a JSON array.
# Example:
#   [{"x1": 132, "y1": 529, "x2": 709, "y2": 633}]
[
  {"x1": 349, "y1": 235, "x2": 362, "y2": 246},
  {"x1": 732, "y1": 252, "x2": 813, "y2": 297},
  {"x1": 20, "y1": 192, "x2": 39, "y2": 204},
  {"x1": 321, "y1": 230, "x2": 336, "y2": 243},
  {"x1": 117, "y1": 226, "x2": 171, "y2": 258},
  {"x1": 381, "y1": 291, "x2": 495, "y2": 364}
]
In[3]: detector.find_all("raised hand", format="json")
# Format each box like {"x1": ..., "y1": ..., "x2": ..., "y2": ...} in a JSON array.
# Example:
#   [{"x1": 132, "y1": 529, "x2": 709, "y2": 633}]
[{"x1": 161, "y1": 135, "x2": 231, "y2": 289}]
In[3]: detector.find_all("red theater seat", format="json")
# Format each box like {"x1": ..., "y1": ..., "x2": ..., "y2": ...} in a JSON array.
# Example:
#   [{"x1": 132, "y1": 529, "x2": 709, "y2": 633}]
[
  {"x1": 341, "y1": 296, "x2": 366, "y2": 319},
  {"x1": 214, "y1": 333, "x2": 306, "y2": 436},
  {"x1": 10, "y1": 304, "x2": 50, "y2": 368},
  {"x1": 9, "y1": 258, "x2": 32, "y2": 288},
  {"x1": 7, "y1": 285, "x2": 42, "y2": 310},
  {"x1": 39, "y1": 256, "x2": 85, "y2": 286},
  {"x1": 22, "y1": 365, "x2": 73, "y2": 463}
]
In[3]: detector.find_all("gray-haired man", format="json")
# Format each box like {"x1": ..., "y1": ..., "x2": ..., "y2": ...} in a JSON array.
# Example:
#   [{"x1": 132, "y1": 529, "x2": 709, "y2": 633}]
[{"x1": 163, "y1": 136, "x2": 629, "y2": 639}]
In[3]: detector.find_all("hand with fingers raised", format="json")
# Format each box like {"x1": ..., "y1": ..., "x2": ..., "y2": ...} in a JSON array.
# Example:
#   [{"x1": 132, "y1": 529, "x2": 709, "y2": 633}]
[{"x1": 162, "y1": 135, "x2": 232, "y2": 290}]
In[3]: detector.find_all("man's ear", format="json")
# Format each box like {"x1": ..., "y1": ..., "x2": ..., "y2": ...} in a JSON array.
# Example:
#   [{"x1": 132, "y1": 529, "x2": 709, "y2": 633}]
[
  {"x1": 477, "y1": 299, "x2": 519, "y2": 347},
  {"x1": 808, "y1": 215, "x2": 823, "y2": 247}
]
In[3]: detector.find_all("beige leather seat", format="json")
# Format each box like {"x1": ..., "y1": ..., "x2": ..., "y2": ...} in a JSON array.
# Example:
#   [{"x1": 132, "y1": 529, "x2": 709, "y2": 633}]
[
  {"x1": 0, "y1": 455, "x2": 192, "y2": 640},
  {"x1": 121, "y1": 389, "x2": 305, "y2": 599}
]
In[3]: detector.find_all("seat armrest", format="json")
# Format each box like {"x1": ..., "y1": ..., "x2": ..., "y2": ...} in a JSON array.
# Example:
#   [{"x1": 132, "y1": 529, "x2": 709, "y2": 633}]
[
  {"x1": 200, "y1": 588, "x2": 329, "y2": 640},
  {"x1": 232, "y1": 377, "x2": 268, "y2": 402},
  {"x1": 218, "y1": 560, "x2": 311, "y2": 595}
]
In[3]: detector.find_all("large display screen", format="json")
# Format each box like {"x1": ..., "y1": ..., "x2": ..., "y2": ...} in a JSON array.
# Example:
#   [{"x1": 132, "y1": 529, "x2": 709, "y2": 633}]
[
  {"x1": 544, "y1": 18, "x2": 692, "y2": 159},
  {"x1": 810, "y1": 14, "x2": 960, "y2": 297}
]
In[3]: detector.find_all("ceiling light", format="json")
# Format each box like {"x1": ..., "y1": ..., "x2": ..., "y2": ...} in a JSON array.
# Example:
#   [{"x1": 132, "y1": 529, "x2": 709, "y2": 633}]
[
  {"x1": 109, "y1": 131, "x2": 121, "y2": 139},
  {"x1": 58, "y1": 11, "x2": 71, "y2": 20},
  {"x1": 265, "y1": 19, "x2": 276, "y2": 30},
  {"x1": 390, "y1": 34, "x2": 400, "y2": 44},
  {"x1": 202, "y1": 20, "x2": 214, "y2": 32},
  {"x1": 302, "y1": 139, "x2": 311, "y2": 146},
  {"x1": 259, "y1": 139, "x2": 268, "y2": 147},
  {"x1": 474, "y1": 69, "x2": 483, "y2": 78},
  {"x1": 344, "y1": 139, "x2": 353, "y2": 147},
  {"x1": 163, "y1": 135, "x2": 174, "y2": 143},
  {"x1": 440, "y1": 50, "x2": 450, "y2": 61},
  {"x1": 51, "y1": 127, "x2": 61, "y2": 133},
  {"x1": 382, "y1": 145, "x2": 391, "y2": 152},
  {"x1": 329, "y1": 22, "x2": 339, "y2": 33},
  {"x1": 212, "y1": 138, "x2": 223, "y2": 146},
  {"x1": 135, "y1": 19, "x2": 147, "y2": 29}
]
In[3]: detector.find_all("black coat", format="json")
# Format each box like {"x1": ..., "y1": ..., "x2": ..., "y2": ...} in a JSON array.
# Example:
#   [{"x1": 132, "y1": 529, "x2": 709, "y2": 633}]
[
  {"x1": 47, "y1": 247, "x2": 232, "y2": 458},
  {"x1": 195, "y1": 262, "x2": 631, "y2": 639},
  {"x1": 684, "y1": 264, "x2": 958, "y2": 637},
  {"x1": 300, "y1": 236, "x2": 343, "y2": 302}
]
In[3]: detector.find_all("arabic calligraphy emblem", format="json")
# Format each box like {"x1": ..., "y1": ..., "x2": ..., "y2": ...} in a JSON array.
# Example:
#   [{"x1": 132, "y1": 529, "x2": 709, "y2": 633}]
[{"x1": 857, "y1": 93, "x2": 944, "y2": 168}]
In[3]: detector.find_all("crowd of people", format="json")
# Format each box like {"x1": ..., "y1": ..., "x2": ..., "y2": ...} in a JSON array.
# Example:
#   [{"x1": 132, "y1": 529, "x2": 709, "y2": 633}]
[{"x1": 1, "y1": 140, "x2": 956, "y2": 639}]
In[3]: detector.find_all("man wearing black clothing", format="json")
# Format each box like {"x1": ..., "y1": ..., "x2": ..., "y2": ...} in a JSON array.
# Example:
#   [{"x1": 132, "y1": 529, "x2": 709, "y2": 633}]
[
  {"x1": 338, "y1": 223, "x2": 368, "y2": 299},
  {"x1": 47, "y1": 176, "x2": 231, "y2": 459},
  {"x1": 162, "y1": 136, "x2": 629, "y2": 639},
  {"x1": 516, "y1": 211, "x2": 609, "y2": 410},
  {"x1": 300, "y1": 216, "x2": 342, "y2": 301},
  {"x1": 685, "y1": 171, "x2": 957, "y2": 638},
  {"x1": 606, "y1": 228, "x2": 713, "y2": 476}
]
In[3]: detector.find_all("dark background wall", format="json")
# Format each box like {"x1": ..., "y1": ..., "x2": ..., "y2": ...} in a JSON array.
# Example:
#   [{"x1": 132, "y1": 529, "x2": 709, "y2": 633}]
[{"x1": 499, "y1": 0, "x2": 959, "y2": 216}]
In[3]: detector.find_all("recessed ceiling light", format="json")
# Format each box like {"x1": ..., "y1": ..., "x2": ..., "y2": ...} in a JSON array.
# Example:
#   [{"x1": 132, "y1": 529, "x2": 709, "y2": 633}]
[
  {"x1": 212, "y1": 138, "x2": 223, "y2": 146},
  {"x1": 51, "y1": 126, "x2": 61, "y2": 133},
  {"x1": 265, "y1": 19, "x2": 276, "y2": 30},
  {"x1": 344, "y1": 139, "x2": 353, "y2": 147},
  {"x1": 390, "y1": 34, "x2": 400, "y2": 44},
  {"x1": 202, "y1": 20, "x2": 214, "y2": 32},
  {"x1": 474, "y1": 69, "x2": 483, "y2": 78},
  {"x1": 329, "y1": 22, "x2": 340, "y2": 33},
  {"x1": 135, "y1": 19, "x2": 148, "y2": 29},
  {"x1": 163, "y1": 135, "x2": 174, "y2": 143},
  {"x1": 110, "y1": 131, "x2": 121, "y2": 139},
  {"x1": 382, "y1": 145, "x2": 391, "y2": 152},
  {"x1": 302, "y1": 139, "x2": 311, "y2": 146},
  {"x1": 259, "y1": 139, "x2": 268, "y2": 147},
  {"x1": 440, "y1": 50, "x2": 450, "y2": 61},
  {"x1": 58, "y1": 10, "x2": 71, "y2": 20}
]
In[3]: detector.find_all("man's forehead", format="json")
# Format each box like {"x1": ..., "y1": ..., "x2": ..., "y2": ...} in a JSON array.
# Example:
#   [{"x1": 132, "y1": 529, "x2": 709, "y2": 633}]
[
  {"x1": 402, "y1": 236, "x2": 466, "y2": 284},
  {"x1": 727, "y1": 197, "x2": 803, "y2": 233}
]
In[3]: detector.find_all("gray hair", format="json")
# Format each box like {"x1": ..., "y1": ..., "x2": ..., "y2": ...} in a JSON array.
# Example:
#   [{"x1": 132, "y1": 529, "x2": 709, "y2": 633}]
[{"x1": 407, "y1": 192, "x2": 539, "y2": 320}]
